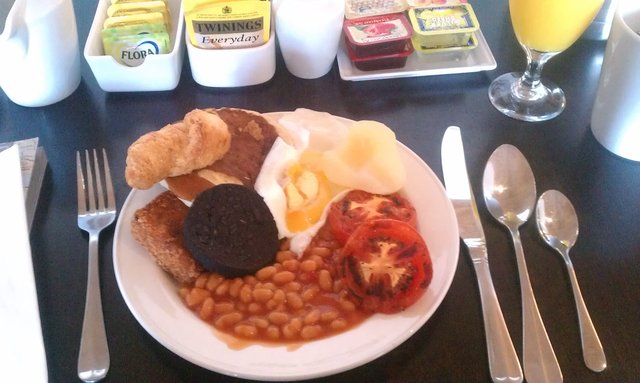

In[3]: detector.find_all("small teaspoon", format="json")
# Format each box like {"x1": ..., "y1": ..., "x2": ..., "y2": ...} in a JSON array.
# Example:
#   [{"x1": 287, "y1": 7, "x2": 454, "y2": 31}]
[{"x1": 536, "y1": 190, "x2": 607, "y2": 372}]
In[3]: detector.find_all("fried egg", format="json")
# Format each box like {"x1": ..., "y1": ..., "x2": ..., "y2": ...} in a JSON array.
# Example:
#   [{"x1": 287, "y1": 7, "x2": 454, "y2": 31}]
[
  {"x1": 255, "y1": 109, "x2": 406, "y2": 256},
  {"x1": 255, "y1": 110, "x2": 350, "y2": 254}
]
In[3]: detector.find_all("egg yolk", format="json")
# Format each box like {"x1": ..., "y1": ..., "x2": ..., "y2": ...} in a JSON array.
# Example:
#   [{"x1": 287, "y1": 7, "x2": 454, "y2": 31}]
[{"x1": 284, "y1": 162, "x2": 333, "y2": 233}]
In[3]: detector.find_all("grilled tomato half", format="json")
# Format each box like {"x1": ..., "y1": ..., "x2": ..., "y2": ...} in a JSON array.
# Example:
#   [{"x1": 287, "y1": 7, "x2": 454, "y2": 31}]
[
  {"x1": 339, "y1": 219, "x2": 432, "y2": 314},
  {"x1": 328, "y1": 190, "x2": 417, "y2": 245}
]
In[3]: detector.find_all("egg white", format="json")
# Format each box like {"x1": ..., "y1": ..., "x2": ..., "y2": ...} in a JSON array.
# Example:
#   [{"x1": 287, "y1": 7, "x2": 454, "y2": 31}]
[{"x1": 255, "y1": 120, "x2": 350, "y2": 255}]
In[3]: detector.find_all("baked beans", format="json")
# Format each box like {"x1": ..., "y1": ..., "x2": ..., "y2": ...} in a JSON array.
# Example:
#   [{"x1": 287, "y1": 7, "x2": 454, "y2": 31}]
[{"x1": 179, "y1": 225, "x2": 370, "y2": 343}]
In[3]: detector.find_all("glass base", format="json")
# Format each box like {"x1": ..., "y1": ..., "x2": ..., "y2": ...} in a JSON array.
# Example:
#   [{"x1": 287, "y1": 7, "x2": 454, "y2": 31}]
[{"x1": 488, "y1": 72, "x2": 566, "y2": 122}]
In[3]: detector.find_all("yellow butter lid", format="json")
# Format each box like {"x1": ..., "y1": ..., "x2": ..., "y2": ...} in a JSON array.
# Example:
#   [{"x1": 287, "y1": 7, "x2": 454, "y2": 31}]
[
  {"x1": 107, "y1": 1, "x2": 168, "y2": 16},
  {"x1": 107, "y1": 1, "x2": 170, "y2": 26},
  {"x1": 103, "y1": 12, "x2": 166, "y2": 30},
  {"x1": 409, "y1": 4, "x2": 479, "y2": 36}
]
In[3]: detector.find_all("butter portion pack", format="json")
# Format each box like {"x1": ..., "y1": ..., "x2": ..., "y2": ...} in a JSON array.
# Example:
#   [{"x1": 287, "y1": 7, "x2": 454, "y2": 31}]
[
  {"x1": 184, "y1": 0, "x2": 271, "y2": 49},
  {"x1": 408, "y1": 3, "x2": 479, "y2": 49},
  {"x1": 107, "y1": 1, "x2": 171, "y2": 25},
  {"x1": 101, "y1": 0, "x2": 172, "y2": 66}
]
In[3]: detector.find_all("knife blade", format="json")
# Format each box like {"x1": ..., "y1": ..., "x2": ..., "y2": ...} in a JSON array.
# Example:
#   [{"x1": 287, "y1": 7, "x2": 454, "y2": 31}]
[{"x1": 441, "y1": 126, "x2": 523, "y2": 383}]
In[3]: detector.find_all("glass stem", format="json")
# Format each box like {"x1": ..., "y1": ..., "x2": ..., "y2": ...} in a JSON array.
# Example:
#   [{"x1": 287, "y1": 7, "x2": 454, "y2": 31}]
[{"x1": 515, "y1": 47, "x2": 558, "y2": 101}]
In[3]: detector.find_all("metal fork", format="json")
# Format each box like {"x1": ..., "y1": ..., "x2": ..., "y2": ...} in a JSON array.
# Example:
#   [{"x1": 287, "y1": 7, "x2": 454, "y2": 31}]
[{"x1": 76, "y1": 149, "x2": 116, "y2": 382}]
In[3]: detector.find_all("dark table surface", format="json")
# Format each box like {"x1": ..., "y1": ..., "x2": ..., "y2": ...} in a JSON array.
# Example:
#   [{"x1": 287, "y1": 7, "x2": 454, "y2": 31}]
[{"x1": 1, "y1": 1, "x2": 639, "y2": 382}]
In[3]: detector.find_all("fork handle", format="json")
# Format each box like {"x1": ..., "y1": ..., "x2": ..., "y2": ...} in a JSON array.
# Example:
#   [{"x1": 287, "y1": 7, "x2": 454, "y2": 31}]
[{"x1": 78, "y1": 233, "x2": 110, "y2": 382}]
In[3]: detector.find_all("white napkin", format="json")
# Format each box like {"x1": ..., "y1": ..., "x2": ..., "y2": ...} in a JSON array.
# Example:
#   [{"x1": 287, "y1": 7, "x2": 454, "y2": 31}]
[{"x1": 0, "y1": 145, "x2": 48, "y2": 382}]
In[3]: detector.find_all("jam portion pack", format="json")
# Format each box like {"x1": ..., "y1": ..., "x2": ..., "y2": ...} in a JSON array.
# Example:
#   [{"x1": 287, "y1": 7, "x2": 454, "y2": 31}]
[
  {"x1": 343, "y1": 13, "x2": 414, "y2": 71},
  {"x1": 343, "y1": 13, "x2": 413, "y2": 57}
]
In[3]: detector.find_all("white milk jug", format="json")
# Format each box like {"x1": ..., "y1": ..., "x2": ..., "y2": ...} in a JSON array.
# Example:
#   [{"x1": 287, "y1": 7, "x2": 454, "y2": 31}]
[{"x1": 0, "y1": 0, "x2": 81, "y2": 107}]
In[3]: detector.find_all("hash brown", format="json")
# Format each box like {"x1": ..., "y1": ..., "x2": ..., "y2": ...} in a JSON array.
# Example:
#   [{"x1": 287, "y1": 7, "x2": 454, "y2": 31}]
[{"x1": 131, "y1": 191, "x2": 203, "y2": 284}]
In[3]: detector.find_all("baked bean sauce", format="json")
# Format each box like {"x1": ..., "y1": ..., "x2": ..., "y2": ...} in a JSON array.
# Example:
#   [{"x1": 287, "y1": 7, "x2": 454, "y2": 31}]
[{"x1": 178, "y1": 224, "x2": 371, "y2": 344}]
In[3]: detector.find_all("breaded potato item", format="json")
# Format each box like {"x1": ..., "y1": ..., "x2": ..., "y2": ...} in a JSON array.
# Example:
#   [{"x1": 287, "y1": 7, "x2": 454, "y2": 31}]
[
  {"x1": 125, "y1": 109, "x2": 231, "y2": 189},
  {"x1": 131, "y1": 191, "x2": 203, "y2": 284}
]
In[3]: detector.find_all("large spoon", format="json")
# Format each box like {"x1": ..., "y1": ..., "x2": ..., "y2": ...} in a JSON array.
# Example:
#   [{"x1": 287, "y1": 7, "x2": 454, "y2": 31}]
[
  {"x1": 536, "y1": 190, "x2": 607, "y2": 372},
  {"x1": 482, "y1": 144, "x2": 562, "y2": 383}
]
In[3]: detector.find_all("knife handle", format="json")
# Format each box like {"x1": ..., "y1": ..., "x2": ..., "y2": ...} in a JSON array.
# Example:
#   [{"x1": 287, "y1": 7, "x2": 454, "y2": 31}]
[{"x1": 470, "y1": 248, "x2": 523, "y2": 383}]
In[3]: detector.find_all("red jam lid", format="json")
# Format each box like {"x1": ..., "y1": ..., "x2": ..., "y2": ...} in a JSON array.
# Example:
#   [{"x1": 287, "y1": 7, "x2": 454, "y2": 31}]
[{"x1": 343, "y1": 13, "x2": 413, "y2": 47}]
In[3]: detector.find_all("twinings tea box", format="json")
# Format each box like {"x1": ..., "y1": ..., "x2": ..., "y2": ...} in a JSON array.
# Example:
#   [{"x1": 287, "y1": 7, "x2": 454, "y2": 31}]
[{"x1": 184, "y1": 0, "x2": 271, "y2": 49}]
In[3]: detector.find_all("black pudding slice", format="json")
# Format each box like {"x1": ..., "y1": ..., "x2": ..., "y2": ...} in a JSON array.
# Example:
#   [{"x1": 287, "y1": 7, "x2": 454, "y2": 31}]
[{"x1": 183, "y1": 184, "x2": 279, "y2": 277}]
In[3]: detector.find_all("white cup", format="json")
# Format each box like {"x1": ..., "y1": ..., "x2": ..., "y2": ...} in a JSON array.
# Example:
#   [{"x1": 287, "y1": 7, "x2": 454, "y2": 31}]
[
  {"x1": 0, "y1": 0, "x2": 80, "y2": 107},
  {"x1": 591, "y1": 0, "x2": 640, "y2": 161},
  {"x1": 275, "y1": 0, "x2": 344, "y2": 79}
]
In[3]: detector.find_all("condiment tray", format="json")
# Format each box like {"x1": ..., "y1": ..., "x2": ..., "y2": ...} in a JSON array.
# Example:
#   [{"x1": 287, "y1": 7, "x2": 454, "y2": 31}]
[{"x1": 337, "y1": 28, "x2": 496, "y2": 81}]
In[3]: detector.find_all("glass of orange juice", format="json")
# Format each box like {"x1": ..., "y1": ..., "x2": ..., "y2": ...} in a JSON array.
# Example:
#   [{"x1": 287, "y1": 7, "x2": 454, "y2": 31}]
[{"x1": 488, "y1": 0, "x2": 604, "y2": 121}]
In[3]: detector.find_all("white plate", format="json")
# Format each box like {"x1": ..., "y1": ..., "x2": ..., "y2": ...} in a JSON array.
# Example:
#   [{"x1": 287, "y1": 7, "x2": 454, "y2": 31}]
[
  {"x1": 337, "y1": 28, "x2": 496, "y2": 81},
  {"x1": 113, "y1": 113, "x2": 460, "y2": 381}
]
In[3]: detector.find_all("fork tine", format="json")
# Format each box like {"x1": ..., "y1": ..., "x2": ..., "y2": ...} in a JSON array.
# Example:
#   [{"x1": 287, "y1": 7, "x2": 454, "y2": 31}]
[
  {"x1": 102, "y1": 149, "x2": 116, "y2": 211},
  {"x1": 76, "y1": 151, "x2": 87, "y2": 215},
  {"x1": 85, "y1": 150, "x2": 96, "y2": 213},
  {"x1": 93, "y1": 149, "x2": 106, "y2": 211}
]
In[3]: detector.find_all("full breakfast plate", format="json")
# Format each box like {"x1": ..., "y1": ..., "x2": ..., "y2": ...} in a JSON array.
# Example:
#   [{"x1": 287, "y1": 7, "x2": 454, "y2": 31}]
[{"x1": 113, "y1": 112, "x2": 459, "y2": 381}]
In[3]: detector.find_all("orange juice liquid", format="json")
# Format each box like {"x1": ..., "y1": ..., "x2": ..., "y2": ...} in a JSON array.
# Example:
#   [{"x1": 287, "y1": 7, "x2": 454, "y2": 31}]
[{"x1": 509, "y1": 0, "x2": 604, "y2": 52}]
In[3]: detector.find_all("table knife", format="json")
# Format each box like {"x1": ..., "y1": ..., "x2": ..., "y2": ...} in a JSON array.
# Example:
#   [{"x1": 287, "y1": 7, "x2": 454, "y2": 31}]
[{"x1": 441, "y1": 126, "x2": 523, "y2": 383}]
